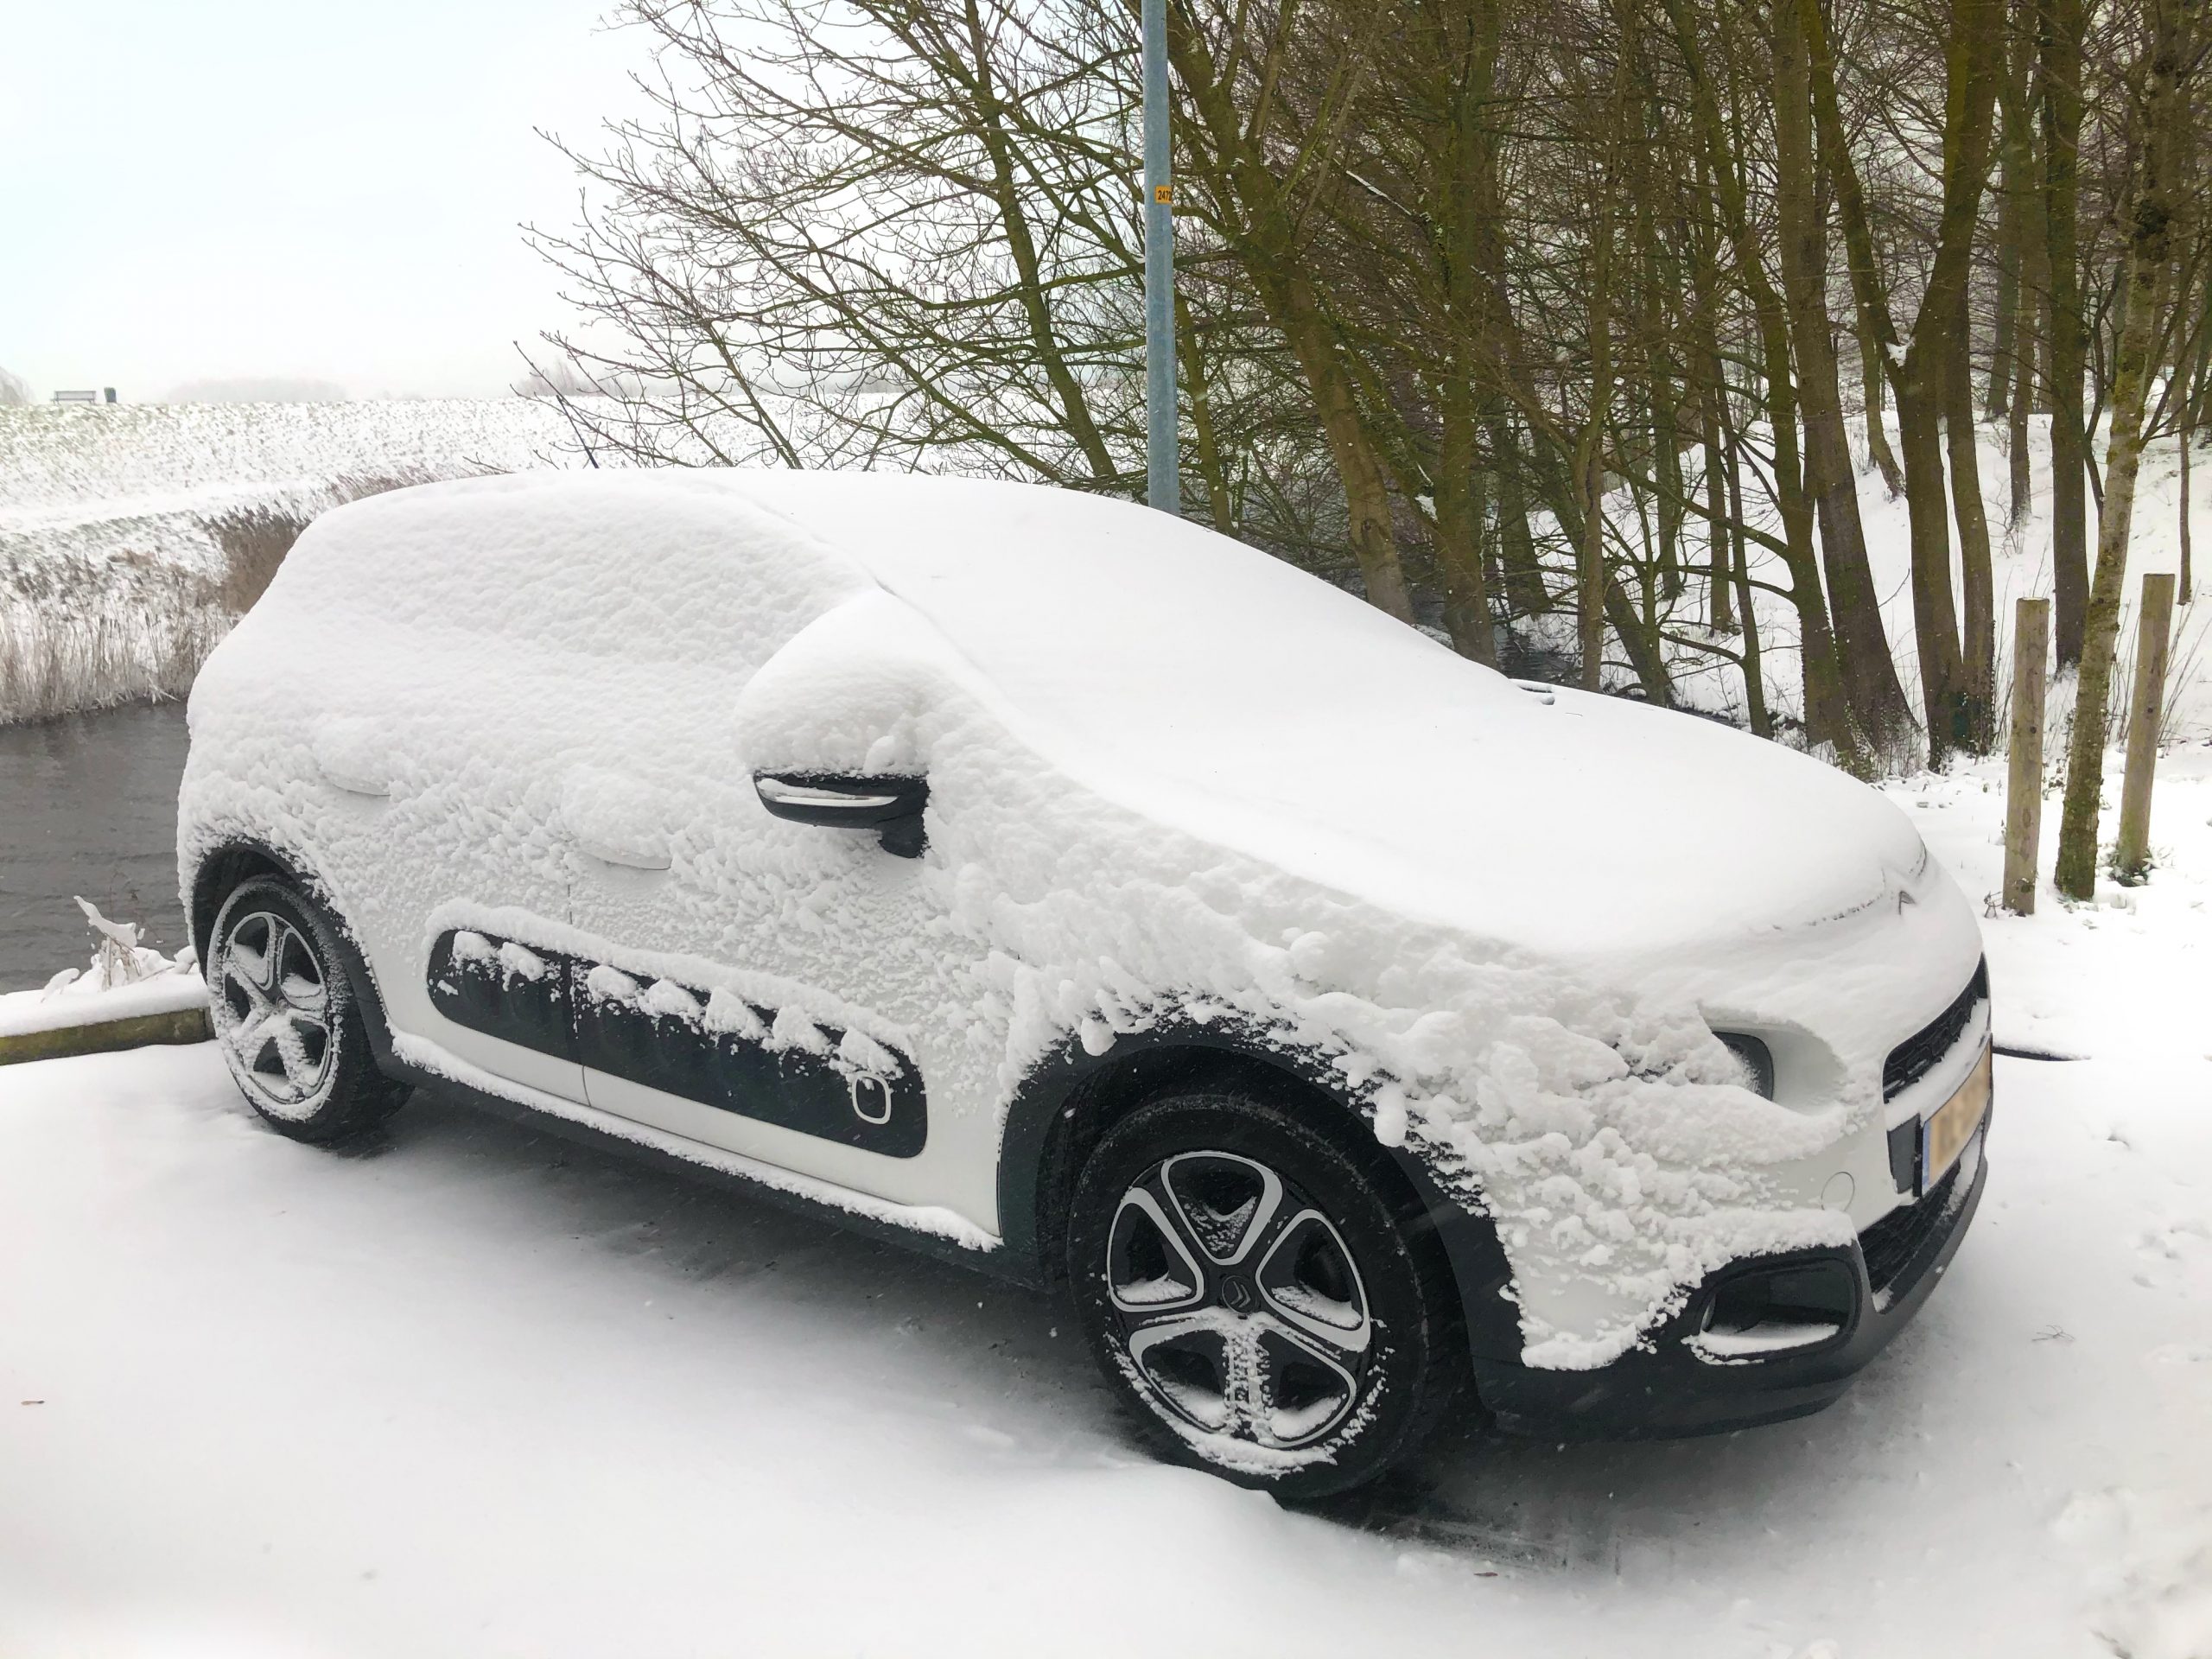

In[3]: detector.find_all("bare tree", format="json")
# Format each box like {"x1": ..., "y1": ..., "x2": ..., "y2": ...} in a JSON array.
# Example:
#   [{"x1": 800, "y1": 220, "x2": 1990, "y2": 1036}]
[
  {"x1": 532, "y1": 0, "x2": 2209, "y2": 776},
  {"x1": 2055, "y1": 0, "x2": 2208, "y2": 895}
]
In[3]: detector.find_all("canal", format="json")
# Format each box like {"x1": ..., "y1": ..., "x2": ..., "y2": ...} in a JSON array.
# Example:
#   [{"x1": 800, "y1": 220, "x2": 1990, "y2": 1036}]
[{"x1": 0, "y1": 700, "x2": 193, "y2": 990}]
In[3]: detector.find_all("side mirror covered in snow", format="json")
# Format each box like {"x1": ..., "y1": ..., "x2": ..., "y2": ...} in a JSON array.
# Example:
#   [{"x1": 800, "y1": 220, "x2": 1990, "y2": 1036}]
[{"x1": 754, "y1": 772, "x2": 929, "y2": 859}]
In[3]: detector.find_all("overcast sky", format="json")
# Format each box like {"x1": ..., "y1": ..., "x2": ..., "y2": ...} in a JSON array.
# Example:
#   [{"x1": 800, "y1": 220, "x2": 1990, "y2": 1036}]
[{"x1": 2, "y1": 0, "x2": 637, "y2": 401}]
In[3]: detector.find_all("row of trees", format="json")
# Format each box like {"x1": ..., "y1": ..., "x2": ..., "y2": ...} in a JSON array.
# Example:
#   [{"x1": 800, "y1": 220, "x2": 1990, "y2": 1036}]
[{"x1": 531, "y1": 0, "x2": 2210, "y2": 784}]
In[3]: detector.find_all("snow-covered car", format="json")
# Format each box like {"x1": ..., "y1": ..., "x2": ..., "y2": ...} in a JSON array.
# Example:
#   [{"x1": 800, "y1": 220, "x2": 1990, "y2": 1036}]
[{"x1": 177, "y1": 472, "x2": 1993, "y2": 1496}]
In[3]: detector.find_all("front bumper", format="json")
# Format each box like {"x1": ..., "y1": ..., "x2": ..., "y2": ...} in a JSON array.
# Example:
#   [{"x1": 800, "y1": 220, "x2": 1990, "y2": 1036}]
[{"x1": 1467, "y1": 1128, "x2": 1989, "y2": 1440}]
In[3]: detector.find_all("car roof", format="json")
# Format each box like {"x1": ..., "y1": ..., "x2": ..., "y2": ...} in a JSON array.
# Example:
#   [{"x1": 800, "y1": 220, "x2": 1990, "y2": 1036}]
[{"x1": 322, "y1": 470, "x2": 1916, "y2": 958}]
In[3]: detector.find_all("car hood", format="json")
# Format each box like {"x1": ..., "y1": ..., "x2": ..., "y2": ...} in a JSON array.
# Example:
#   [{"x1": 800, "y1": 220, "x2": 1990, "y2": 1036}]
[{"x1": 1039, "y1": 676, "x2": 1926, "y2": 962}]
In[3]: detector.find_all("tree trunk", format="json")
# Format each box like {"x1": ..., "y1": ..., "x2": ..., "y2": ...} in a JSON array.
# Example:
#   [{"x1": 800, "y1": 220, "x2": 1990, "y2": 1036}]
[
  {"x1": 1639, "y1": 190, "x2": 1685, "y2": 605},
  {"x1": 1893, "y1": 367, "x2": 1974, "y2": 755},
  {"x1": 2041, "y1": 0, "x2": 2090, "y2": 665},
  {"x1": 1431, "y1": 0, "x2": 1503, "y2": 664},
  {"x1": 1691, "y1": 145, "x2": 1736, "y2": 632},
  {"x1": 1163, "y1": 5, "x2": 1415, "y2": 623},
  {"x1": 1434, "y1": 367, "x2": 1498, "y2": 662},
  {"x1": 2055, "y1": 3, "x2": 2189, "y2": 897},
  {"x1": 2183, "y1": 428, "x2": 2196, "y2": 595},
  {"x1": 1665, "y1": 0, "x2": 1857, "y2": 757},
  {"x1": 1775, "y1": 0, "x2": 1915, "y2": 752},
  {"x1": 2010, "y1": 317, "x2": 2036, "y2": 525},
  {"x1": 1856, "y1": 306, "x2": 1907, "y2": 496},
  {"x1": 1176, "y1": 297, "x2": 1236, "y2": 535},
  {"x1": 1800, "y1": 0, "x2": 1906, "y2": 520},
  {"x1": 1577, "y1": 50, "x2": 1628, "y2": 692},
  {"x1": 1489, "y1": 408, "x2": 1550, "y2": 614},
  {"x1": 1724, "y1": 420, "x2": 1770, "y2": 734},
  {"x1": 1705, "y1": 381, "x2": 1734, "y2": 631},
  {"x1": 2009, "y1": 58, "x2": 2046, "y2": 528},
  {"x1": 1948, "y1": 285, "x2": 1999, "y2": 748},
  {"x1": 1278, "y1": 280, "x2": 1415, "y2": 622},
  {"x1": 1986, "y1": 0, "x2": 2035, "y2": 416},
  {"x1": 1882, "y1": 0, "x2": 2003, "y2": 762}
]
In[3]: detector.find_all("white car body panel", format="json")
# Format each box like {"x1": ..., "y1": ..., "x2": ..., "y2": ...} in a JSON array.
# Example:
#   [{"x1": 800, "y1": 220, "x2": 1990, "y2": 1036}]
[{"x1": 179, "y1": 469, "x2": 1988, "y2": 1372}]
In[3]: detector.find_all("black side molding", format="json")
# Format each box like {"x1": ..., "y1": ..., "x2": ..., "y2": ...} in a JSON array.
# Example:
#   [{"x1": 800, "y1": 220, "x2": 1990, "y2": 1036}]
[{"x1": 428, "y1": 931, "x2": 926, "y2": 1159}]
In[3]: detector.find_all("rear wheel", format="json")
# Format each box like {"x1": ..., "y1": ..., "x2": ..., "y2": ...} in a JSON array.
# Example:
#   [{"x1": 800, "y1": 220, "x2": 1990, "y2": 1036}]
[
  {"x1": 1065, "y1": 1090, "x2": 1464, "y2": 1498},
  {"x1": 207, "y1": 876, "x2": 407, "y2": 1143}
]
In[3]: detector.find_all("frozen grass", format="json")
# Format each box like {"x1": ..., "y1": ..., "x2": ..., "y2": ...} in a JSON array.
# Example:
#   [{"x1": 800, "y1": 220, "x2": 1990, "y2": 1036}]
[
  {"x1": 0, "y1": 607, "x2": 228, "y2": 726},
  {"x1": 0, "y1": 397, "x2": 565, "y2": 725},
  {"x1": 0, "y1": 479, "x2": 432, "y2": 725}
]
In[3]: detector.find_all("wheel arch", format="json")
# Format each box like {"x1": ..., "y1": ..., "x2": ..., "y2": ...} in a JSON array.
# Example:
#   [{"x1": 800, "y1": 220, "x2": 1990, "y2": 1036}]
[{"x1": 997, "y1": 1023, "x2": 1524, "y2": 1361}]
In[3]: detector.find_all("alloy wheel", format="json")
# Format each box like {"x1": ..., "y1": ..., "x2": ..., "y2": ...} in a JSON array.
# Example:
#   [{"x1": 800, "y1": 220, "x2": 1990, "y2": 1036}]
[
  {"x1": 213, "y1": 910, "x2": 336, "y2": 1116},
  {"x1": 1104, "y1": 1149, "x2": 1374, "y2": 1451}
]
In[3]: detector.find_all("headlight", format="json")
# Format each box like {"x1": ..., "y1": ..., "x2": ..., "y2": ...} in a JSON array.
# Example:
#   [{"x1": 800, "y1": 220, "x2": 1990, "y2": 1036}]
[{"x1": 1716, "y1": 1032, "x2": 1776, "y2": 1098}]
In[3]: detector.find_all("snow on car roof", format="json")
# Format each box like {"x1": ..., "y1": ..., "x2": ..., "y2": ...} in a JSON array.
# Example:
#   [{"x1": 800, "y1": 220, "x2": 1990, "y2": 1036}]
[{"x1": 323, "y1": 469, "x2": 1926, "y2": 963}]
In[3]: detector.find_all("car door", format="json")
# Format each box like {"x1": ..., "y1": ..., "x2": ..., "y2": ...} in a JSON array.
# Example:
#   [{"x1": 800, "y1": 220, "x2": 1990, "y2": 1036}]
[
  {"x1": 296, "y1": 588, "x2": 598, "y2": 1106},
  {"x1": 556, "y1": 590, "x2": 999, "y2": 1233}
]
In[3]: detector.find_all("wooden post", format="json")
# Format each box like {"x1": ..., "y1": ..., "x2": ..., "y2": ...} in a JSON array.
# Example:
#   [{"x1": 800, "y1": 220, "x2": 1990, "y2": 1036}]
[
  {"x1": 2183, "y1": 432, "x2": 2194, "y2": 596},
  {"x1": 2113, "y1": 574, "x2": 2177, "y2": 881},
  {"x1": 2003, "y1": 597, "x2": 2051, "y2": 913}
]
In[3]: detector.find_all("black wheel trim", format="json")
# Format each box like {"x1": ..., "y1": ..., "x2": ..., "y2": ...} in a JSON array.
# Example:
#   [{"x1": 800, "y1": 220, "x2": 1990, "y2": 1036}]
[{"x1": 1104, "y1": 1149, "x2": 1375, "y2": 1451}]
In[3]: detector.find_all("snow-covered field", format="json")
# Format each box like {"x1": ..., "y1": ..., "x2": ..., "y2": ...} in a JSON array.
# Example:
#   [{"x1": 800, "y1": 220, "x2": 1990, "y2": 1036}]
[{"x1": 1, "y1": 747, "x2": 2205, "y2": 1658}]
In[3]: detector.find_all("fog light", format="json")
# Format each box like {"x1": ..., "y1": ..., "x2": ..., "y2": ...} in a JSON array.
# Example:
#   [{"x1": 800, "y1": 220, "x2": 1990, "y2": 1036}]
[{"x1": 1690, "y1": 1260, "x2": 1855, "y2": 1361}]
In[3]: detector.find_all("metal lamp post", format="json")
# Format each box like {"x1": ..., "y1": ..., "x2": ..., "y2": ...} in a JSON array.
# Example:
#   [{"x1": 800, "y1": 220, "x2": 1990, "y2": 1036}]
[{"x1": 1142, "y1": 0, "x2": 1179, "y2": 513}]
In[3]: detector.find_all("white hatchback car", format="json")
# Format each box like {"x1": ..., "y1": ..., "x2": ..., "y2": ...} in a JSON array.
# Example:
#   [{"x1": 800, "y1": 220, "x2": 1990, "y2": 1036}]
[{"x1": 180, "y1": 471, "x2": 1993, "y2": 1495}]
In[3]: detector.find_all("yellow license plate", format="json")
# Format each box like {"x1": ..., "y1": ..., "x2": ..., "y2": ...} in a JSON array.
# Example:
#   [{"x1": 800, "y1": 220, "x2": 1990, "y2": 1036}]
[{"x1": 1923, "y1": 1040, "x2": 1992, "y2": 1192}]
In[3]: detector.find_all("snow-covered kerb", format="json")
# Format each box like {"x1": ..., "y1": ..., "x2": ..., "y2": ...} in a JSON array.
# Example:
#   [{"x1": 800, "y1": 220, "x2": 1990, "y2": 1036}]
[{"x1": 180, "y1": 470, "x2": 1986, "y2": 1370}]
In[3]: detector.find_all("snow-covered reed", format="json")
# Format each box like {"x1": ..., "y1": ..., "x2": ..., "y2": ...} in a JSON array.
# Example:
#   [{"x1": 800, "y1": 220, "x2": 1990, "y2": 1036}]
[
  {"x1": 0, "y1": 601, "x2": 228, "y2": 725},
  {"x1": 0, "y1": 400, "x2": 569, "y2": 725}
]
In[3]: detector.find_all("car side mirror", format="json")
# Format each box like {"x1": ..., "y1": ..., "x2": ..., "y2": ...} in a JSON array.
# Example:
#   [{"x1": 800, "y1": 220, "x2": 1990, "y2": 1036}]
[{"x1": 753, "y1": 772, "x2": 929, "y2": 858}]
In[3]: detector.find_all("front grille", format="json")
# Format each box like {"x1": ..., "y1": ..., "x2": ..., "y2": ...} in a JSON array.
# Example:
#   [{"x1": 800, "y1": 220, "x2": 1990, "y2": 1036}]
[
  {"x1": 1859, "y1": 1154, "x2": 1966, "y2": 1297},
  {"x1": 1883, "y1": 961, "x2": 1988, "y2": 1100}
]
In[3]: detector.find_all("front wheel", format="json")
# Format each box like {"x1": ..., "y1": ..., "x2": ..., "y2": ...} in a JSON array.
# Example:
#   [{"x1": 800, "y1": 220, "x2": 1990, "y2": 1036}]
[
  {"x1": 1065, "y1": 1090, "x2": 1465, "y2": 1498},
  {"x1": 207, "y1": 875, "x2": 408, "y2": 1144}
]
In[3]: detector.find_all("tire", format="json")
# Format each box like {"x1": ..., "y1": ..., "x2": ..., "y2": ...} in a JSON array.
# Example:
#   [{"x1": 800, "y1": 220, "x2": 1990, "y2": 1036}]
[
  {"x1": 1065, "y1": 1090, "x2": 1465, "y2": 1498},
  {"x1": 205, "y1": 875, "x2": 409, "y2": 1144}
]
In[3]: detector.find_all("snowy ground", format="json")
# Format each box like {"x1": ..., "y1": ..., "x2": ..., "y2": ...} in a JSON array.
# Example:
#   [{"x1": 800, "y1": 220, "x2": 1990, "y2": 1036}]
[{"x1": 1, "y1": 751, "x2": 2207, "y2": 1658}]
